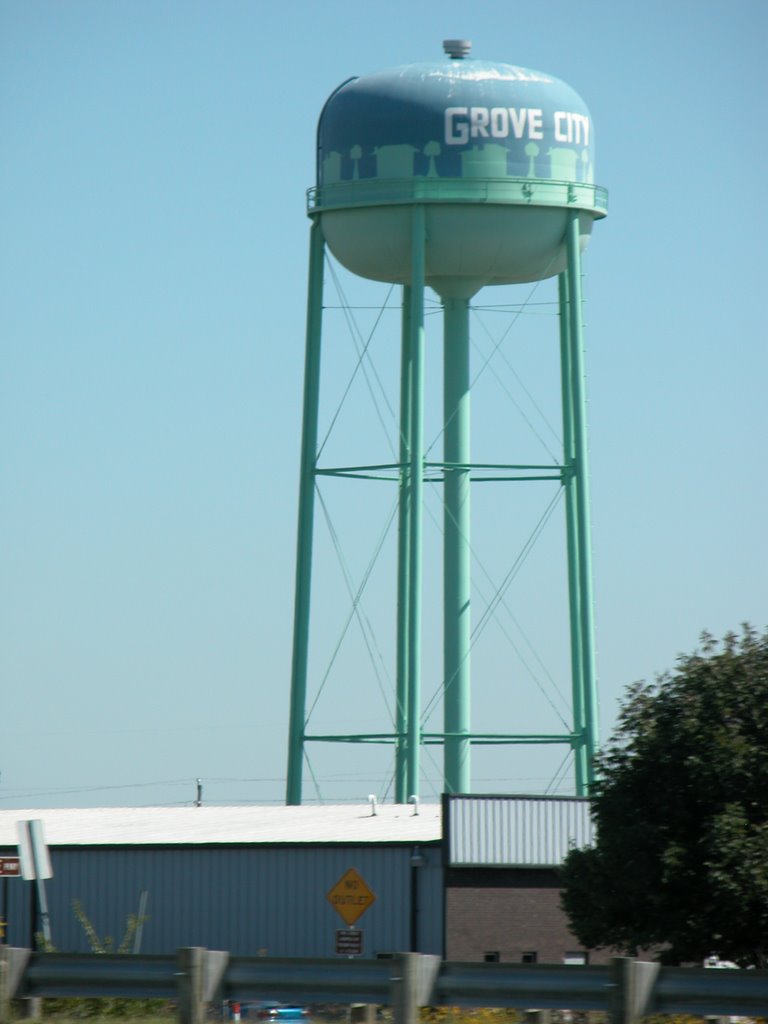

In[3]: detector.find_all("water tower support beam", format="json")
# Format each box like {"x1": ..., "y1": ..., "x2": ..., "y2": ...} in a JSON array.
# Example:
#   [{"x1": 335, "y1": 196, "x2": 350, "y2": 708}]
[
  {"x1": 286, "y1": 220, "x2": 325, "y2": 806},
  {"x1": 443, "y1": 296, "x2": 472, "y2": 794},
  {"x1": 406, "y1": 206, "x2": 426, "y2": 800},
  {"x1": 558, "y1": 270, "x2": 587, "y2": 794},
  {"x1": 564, "y1": 211, "x2": 599, "y2": 789},
  {"x1": 395, "y1": 286, "x2": 413, "y2": 803}
]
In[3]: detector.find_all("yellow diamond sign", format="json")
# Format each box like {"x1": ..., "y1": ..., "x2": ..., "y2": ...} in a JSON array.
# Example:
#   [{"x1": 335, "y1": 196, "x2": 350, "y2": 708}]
[{"x1": 327, "y1": 867, "x2": 376, "y2": 926}]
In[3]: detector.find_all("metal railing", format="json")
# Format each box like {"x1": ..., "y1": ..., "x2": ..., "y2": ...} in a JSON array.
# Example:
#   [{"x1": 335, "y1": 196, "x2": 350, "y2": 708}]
[{"x1": 2, "y1": 947, "x2": 767, "y2": 1024}]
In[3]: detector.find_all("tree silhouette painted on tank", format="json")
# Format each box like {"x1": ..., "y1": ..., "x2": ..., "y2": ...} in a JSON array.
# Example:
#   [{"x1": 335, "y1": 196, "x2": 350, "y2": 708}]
[{"x1": 560, "y1": 625, "x2": 768, "y2": 967}]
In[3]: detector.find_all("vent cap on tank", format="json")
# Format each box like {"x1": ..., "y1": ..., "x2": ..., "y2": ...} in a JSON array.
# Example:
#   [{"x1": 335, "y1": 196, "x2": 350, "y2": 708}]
[{"x1": 443, "y1": 39, "x2": 471, "y2": 59}]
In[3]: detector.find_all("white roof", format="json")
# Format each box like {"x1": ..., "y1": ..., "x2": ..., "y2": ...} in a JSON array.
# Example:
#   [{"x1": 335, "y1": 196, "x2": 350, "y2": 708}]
[{"x1": 0, "y1": 803, "x2": 442, "y2": 847}]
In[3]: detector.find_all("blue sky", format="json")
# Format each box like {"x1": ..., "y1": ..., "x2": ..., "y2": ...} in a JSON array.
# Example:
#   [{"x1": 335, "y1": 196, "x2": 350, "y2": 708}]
[{"x1": 1, "y1": 0, "x2": 766, "y2": 808}]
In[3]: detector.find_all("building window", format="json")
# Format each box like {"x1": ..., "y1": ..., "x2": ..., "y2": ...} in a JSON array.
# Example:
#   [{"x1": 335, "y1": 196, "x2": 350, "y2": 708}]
[
  {"x1": 564, "y1": 951, "x2": 588, "y2": 965},
  {"x1": 483, "y1": 951, "x2": 500, "y2": 963},
  {"x1": 521, "y1": 951, "x2": 538, "y2": 964}
]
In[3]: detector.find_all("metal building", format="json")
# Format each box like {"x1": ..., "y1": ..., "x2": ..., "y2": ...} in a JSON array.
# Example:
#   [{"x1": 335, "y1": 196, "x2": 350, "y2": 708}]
[
  {"x1": 0, "y1": 796, "x2": 598, "y2": 964},
  {"x1": 0, "y1": 804, "x2": 443, "y2": 957}
]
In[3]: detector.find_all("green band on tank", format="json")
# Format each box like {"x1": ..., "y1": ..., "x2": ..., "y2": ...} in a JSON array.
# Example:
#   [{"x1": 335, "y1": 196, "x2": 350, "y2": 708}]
[{"x1": 308, "y1": 177, "x2": 608, "y2": 218}]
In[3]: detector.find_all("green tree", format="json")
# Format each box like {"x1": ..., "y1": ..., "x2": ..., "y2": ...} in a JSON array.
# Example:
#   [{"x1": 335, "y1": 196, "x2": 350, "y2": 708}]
[{"x1": 560, "y1": 625, "x2": 768, "y2": 966}]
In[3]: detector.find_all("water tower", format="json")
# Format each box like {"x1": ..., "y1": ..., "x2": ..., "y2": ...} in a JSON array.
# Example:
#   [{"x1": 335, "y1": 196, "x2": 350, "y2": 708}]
[{"x1": 286, "y1": 41, "x2": 608, "y2": 804}]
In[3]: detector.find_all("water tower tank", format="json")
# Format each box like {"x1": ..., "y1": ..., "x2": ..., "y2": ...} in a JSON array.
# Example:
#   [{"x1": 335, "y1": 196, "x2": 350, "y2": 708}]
[
  {"x1": 288, "y1": 42, "x2": 608, "y2": 807},
  {"x1": 312, "y1": 41, "x2": 607, "y2": 298}
]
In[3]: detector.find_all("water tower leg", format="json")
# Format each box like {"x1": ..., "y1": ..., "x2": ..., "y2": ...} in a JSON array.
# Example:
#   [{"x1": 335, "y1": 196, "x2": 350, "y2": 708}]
[
  {"x1": 406, "y1": 206, "x2": 426, "y2": 800},
  {"x1": 558, "y1": 271, "x2": 588, "y2": 794},
  {"x1": 395, "y1": 286, "x2": 413, "y2": 803},
  {"x1": 564, "y1": 212, "x2": 599, "y2": 789},
  {"x1": 443, "y1": 296, "x2": 472, "y2": 794},
  {"x1": 286, "y1": 220, "x2": 325, "y2": 806}
]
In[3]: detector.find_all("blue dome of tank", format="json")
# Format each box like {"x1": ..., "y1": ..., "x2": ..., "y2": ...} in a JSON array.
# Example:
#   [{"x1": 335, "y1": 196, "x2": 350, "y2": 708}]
[
  {"x1": 311, "y1": 44, "x2": 607, "y2": 294},
  {"x1": 318, "y1": 52, "x2": 596, "y2": 188}
]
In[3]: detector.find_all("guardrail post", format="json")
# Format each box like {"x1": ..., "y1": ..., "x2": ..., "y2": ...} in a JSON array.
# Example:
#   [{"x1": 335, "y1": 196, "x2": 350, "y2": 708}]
[
  {"x1": 177, "y1": 947, "x2": 206, "y2": 1024},
  {"x1": 390, "y1": 953, "x2": 440, "y2": 1024},
  {"x1": 0, "y1": 947, "x2": 10, "y2": 1024},
  {"x1": 350, "y1": 1005, "x2": 377, "y2": 1024},
  {"x1": 609, "y1": 958, "x2": 660, "y2": 1024},
  {"x1": 390, "y1": 953, "x2": 421, "y2": 1024},
  {"x1": 0, "y1": 948, "x2": 32, "y2": 1024},
  {"x1": 627, "y1": 959, "x2": 660, "y2": 1021},
  {"x1": 608, "y1": 958, "x2": 629, "y2": 1024},
  {"x1": 203, "y1": 951, "x2": 229, "y2": 1004}
]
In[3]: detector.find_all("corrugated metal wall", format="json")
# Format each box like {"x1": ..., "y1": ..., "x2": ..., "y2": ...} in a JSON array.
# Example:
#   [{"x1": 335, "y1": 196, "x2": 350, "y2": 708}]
[
  {"x1": 446, "y1": 795, "x2": 594, "y2": 866},
  {"x1": 0, "y1": 843, "x2": 443, "y2": 957}
]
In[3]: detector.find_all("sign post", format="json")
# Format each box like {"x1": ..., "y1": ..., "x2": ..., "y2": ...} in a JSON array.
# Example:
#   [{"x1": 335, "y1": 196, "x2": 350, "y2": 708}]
[
  {"x1": 327, "y1": 868, "x2": 376, "y2": 957},
  {"x1": 17, "y1": 820, "x2": 53, "y2": 947}
]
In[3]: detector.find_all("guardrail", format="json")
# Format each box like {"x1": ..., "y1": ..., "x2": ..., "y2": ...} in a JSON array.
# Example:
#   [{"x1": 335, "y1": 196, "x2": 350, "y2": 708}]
[
  {"x1": 1, "y1": 948, "x2": 767, "y2": 1024},
  {"x1": 436, "y1": 961, "x2": 614, "y2": 1011}
]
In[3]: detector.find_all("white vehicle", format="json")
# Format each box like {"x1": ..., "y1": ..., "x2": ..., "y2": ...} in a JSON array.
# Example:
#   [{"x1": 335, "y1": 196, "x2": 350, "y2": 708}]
[{"x1": 704, "y1": 954, "x2": 740, "y2": 969}]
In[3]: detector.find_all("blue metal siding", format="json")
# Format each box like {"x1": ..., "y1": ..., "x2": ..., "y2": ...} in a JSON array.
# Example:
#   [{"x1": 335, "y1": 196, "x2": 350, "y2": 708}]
[{"x1": 1, "y1": 844, "x2": 443, "y2": 957}]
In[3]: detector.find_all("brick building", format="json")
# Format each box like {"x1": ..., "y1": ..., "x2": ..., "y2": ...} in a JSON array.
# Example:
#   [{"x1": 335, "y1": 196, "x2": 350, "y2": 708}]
[{"x1": 442, "y1": 794, "x2": 605, "y2": 965}]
